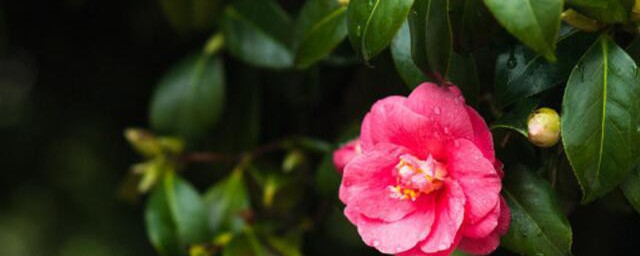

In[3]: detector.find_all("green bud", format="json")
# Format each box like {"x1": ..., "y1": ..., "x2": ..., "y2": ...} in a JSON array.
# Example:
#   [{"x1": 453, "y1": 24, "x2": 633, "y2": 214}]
[
  {"x1": 282, "y1": 150, "x2": 305, "y2": 173},
  {"x1": 527, "y1": 107, "x2": 561, "y2": 148},
  {"x1": 125, "y1": 128, "x2": 162, "y2": 157}
]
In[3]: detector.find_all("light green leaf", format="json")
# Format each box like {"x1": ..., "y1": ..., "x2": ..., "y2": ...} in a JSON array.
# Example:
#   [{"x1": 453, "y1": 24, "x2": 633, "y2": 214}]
[
  {"x1": 347, "y1": 0, "x2": 415, "y2": 61},
  {"x1": 483, "y1": 0, "x2": 563, "y2": 61},
  {"x1": 149, "y1": 54, "x2": 225, "y2": 139},
  {"x1": 204, "y1": 169, "x2": 250, "y2": 235},
  {"x1": 294, "y1": 0, "x2": 348, "y2": 69},
  {"x1": 567, "y1": 0, "x2": 634, "y2": 23},
  {"x1": 145, "y1": 172, "x2": 208, "y2": 256},
  {"x1": 391, "y1": 21, "x2": 429, "y2": 89},
  {"x1": 222, "y1": 0, "x2": 295, "y2": 69},
  {"x1": 562, "y1": 35, "x2": 640, "y2": 203},
  {"x1": 502, "y1": 166, "x2": 573, "y2": 256}
]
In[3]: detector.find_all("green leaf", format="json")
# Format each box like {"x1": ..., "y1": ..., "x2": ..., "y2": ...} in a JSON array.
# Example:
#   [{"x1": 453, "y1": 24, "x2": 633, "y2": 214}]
[
  {"x1": 223, "y1": 231, "x2": 268, "y2": 256},
  {"x1": 222, "y1": 0, "x2": 294, "y2": 69},
  {"x1": 562, "y1": 35, "x2": 640, "y2": 203},
  {"x1": 158, "y1": 0, "x2": 224, "y2": 32},
  {"x1": 294, "y1": 0, "x2": 348, "y2": 69},
  {"x1": 483, "y1": 0, "x2": 563, "y2": 61},
  {"x1": 491, "y1": 97, "x2": 541, "y2": 137},
  {"x1": 495, "y1": 27, "x2": 598, "y2": 107},
  {"x1": 502, "y1": 166, "x2": 573, "y2": 256},
  {"x1": 567, "y1": 0, "x2": 634, "y2": 23},
  {"x1": 204, "y1": 169, "x2": 250, "y2": 235},
  {"x1": 621, "y1": 165, "x2": 640, "y2": 213},
  {"x1": 408, "y1": 0, "x2": 484, "y2": 94},
  {"x1": 391, "y1": 21, "x2": 429, "y2": 89},
  {"x1": 145, "y1": 172, "x2": 208, "y2": 256},
  {"x1": 149, "y1": 54, "x2": 225, "y2": 139},
  {"x1": 347, "y1": 0, "x2": 415, "y2": 61}
]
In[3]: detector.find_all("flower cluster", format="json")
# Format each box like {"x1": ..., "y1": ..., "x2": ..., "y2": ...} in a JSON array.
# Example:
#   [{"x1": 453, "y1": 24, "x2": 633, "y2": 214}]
[{"x1": 335, "y1": 83, "x2": 510, "y2": 256}]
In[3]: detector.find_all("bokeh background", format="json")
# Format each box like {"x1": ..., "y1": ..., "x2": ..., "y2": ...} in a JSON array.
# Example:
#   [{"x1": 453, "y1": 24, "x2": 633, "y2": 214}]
[{"x1": 1, "y1": 0, "x2": 640, "y2": 255}]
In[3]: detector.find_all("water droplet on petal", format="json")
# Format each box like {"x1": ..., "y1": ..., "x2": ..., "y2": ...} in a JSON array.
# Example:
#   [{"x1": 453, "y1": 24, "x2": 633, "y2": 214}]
[
  {"x1": 433, "y1": 107, "x2": 441, "y2": 115},
  {"x1": 443, "y1": 127, "x2": 450, "y2": 135}
]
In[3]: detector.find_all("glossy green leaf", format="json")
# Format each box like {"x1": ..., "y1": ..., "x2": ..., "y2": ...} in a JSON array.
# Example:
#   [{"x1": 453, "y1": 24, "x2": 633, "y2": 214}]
[
  {"x1": 204, "y1": 169, "x2": 250, "y2": 235},
  {"x1": 294, "y1": 0, "x2": 348, "y2": 69},
  {"x1": 391, "y1": 21, "x2": 429, "y2": 89},
  {"x1": 408, "y1": 0, "x2": 484, "y2": 88},
  {"x1": 150, "y1": 54, "x2": 225, "y2": 139},
  {"x1": 567, "y1": 0, "x2": 634, "y2": 23},
  {"x1": 502, "y1": 166, "x2": 573, "y2": 256},
  {"x1": 621, "y1": 165, "x2": 640, "y2": 213},
  {"x1": 158, "y1": 0, "x2": 224, "y2": 32},
  {"x1": 495, "y1": 27, "x2": 597, "y2": 107},
  {"x1": 562, "y1": 35, "x2": 640, "y2": 203},
  {"x1": 145, "y1": 172, "x2": 208, "y2": 256},
  {"x1": 222, "y1": 0, "x2": 294, "y2": 69},
  {"x1": 347, "y1": 0, "x2": 415, "y2": 61},
  {"x1": 483, "y1": 0, "x2": 562, "y2": 61},
  {"x1": 491, "y1": 97, "x2": 540, "y2": 137}
]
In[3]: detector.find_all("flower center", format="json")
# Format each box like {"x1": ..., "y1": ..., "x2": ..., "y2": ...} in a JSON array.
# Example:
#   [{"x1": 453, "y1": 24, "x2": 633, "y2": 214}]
[{"x1": 388, "y1": 154, "x2": 447, "y2": 201}]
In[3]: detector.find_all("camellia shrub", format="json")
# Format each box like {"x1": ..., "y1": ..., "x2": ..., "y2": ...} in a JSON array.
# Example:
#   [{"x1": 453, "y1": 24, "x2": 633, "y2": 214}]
[{"x1": 124, "y1": 0, "x2": 640, "y2": 255}]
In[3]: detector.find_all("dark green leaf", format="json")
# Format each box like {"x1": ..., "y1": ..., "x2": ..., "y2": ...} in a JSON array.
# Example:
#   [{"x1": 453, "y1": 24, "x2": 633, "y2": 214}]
[
  {"x1": 145, "y1": 172, "x2": 208, "y2": 256},
  {"x1": 502, "y1": 166, "x2": 573, "y2": 256},
  {"x1": 347, "y1": 0, "x2": 415, "y2": 61},
  {"x1": 294, "y1": 0, "x2": 348, "y2": 69},
  {"x1": 492, "y1": 97, "x2": 540, "y2": 137},
  {"x1": 562, "y1": 35, "x2": 640, "y2": 203},
  {"x1": 483, "y1": 0, "x2": 563, "y2": 61},
  {"x1": 391, "y1": 21, "x2": 429, "y2": 89},
  {"x1": 158, "y1": 0, "x2": 224, "y2": 32},
  {"x1": 567, "y1": 0, "x2": 634, "y2": 23},
  {"x1": 408, "y1": 0, "x2": 484, "y2": 89},
  {"x1": 204, "y1": 169, "x2": 250, "y2": 235},
  {"x1": 150, "y1": 54, "x2": 225, "y2": 139},
  {"x1": 495, "y1": 28, "x2": 597, "y2": 107},
  {"x1": 621, "y1": 165, "x2": 640, "y2": 213},
  {"x1": 222, "y1": 0, "x2": 294, "y2": 69}
]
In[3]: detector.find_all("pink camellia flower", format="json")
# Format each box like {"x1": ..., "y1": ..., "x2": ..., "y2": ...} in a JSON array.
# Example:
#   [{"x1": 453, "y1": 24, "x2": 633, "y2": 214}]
[
  {"x1": 333, "y1": 139, "x2": 361, "y2": 173},
  {"x1": 339, "y1": 83, "x2": 510, "y2": 256}
]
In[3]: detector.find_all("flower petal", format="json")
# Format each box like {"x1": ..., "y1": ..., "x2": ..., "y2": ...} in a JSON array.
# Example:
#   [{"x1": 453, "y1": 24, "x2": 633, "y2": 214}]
[
  {"x1": 405, "y1": 83, "x2": 474, "y2": 143},
  {"x1": 420, "y1": 180, "x2": 466, "y2": 253},
  {"x1": 346, "y1": 197, "x2": 436, "y2": 254},
  {"x1": 465, "y1": 106, "x2": 496, "y2": 165},
  {"x1": 333, "y1": 139, "x2": 361, "y2": 173},
  {"x1": 461, "y1": 196, "x2": 500, "y2": 238},
  {"x1": 459, "y1": 196, "x2": 510, "y2": 255},
  {"x1": 447, "y1": 139, "x2": 501, "y2": 224},
  {"x1": 339, "y1": 143, "x2": 417, "y2": 222}
]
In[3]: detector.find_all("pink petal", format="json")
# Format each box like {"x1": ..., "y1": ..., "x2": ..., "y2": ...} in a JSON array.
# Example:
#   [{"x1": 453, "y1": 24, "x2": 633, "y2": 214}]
[
  {"x1": 458, "y1": 233, "x2": 500, "y2": 255},
  {"x1": 458, "y1": 196, "x2": 511, "y2": 255},
  {"x1": 496, "y1": 196, "x2": 511, "y2": 235},
  {"x1": 360, "y1": 96, "x2": 442, "y2": 159},
  {"x1": 420, "y1": 180, "x2": 466, "y2": 253},
  {"x1": 461, "y1": 197, "x2": 500, "y2": 238},
  {"x1": 339, "y1": 143, "x2": 417, "y2": 222},
  {"x1": 404, "y1": 83, "x2": 475, "y2": 145},
  {"x1": 447, "y1": 139, "x2": 501, "y2": 224},
  {"x1": 465, "y1": 106, "x2": 496, "y2": 165},
  {"x1": 333, "y1": 139, "x2": 361, "y2": 173},
  {"x1": 345, "y1": 197, "x2": 436, "y2": 254}
]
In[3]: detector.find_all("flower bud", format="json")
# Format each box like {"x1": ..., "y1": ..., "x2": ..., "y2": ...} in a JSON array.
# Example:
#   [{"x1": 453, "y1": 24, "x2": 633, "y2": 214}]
[{"x1": 527, "y1": 108, "x2": 561, "y2": 148}]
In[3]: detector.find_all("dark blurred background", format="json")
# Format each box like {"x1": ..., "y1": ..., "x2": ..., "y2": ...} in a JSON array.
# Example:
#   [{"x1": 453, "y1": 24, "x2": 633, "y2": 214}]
[{"x1": 2, "y1": 0, "x2": 640, "y2": 255}]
